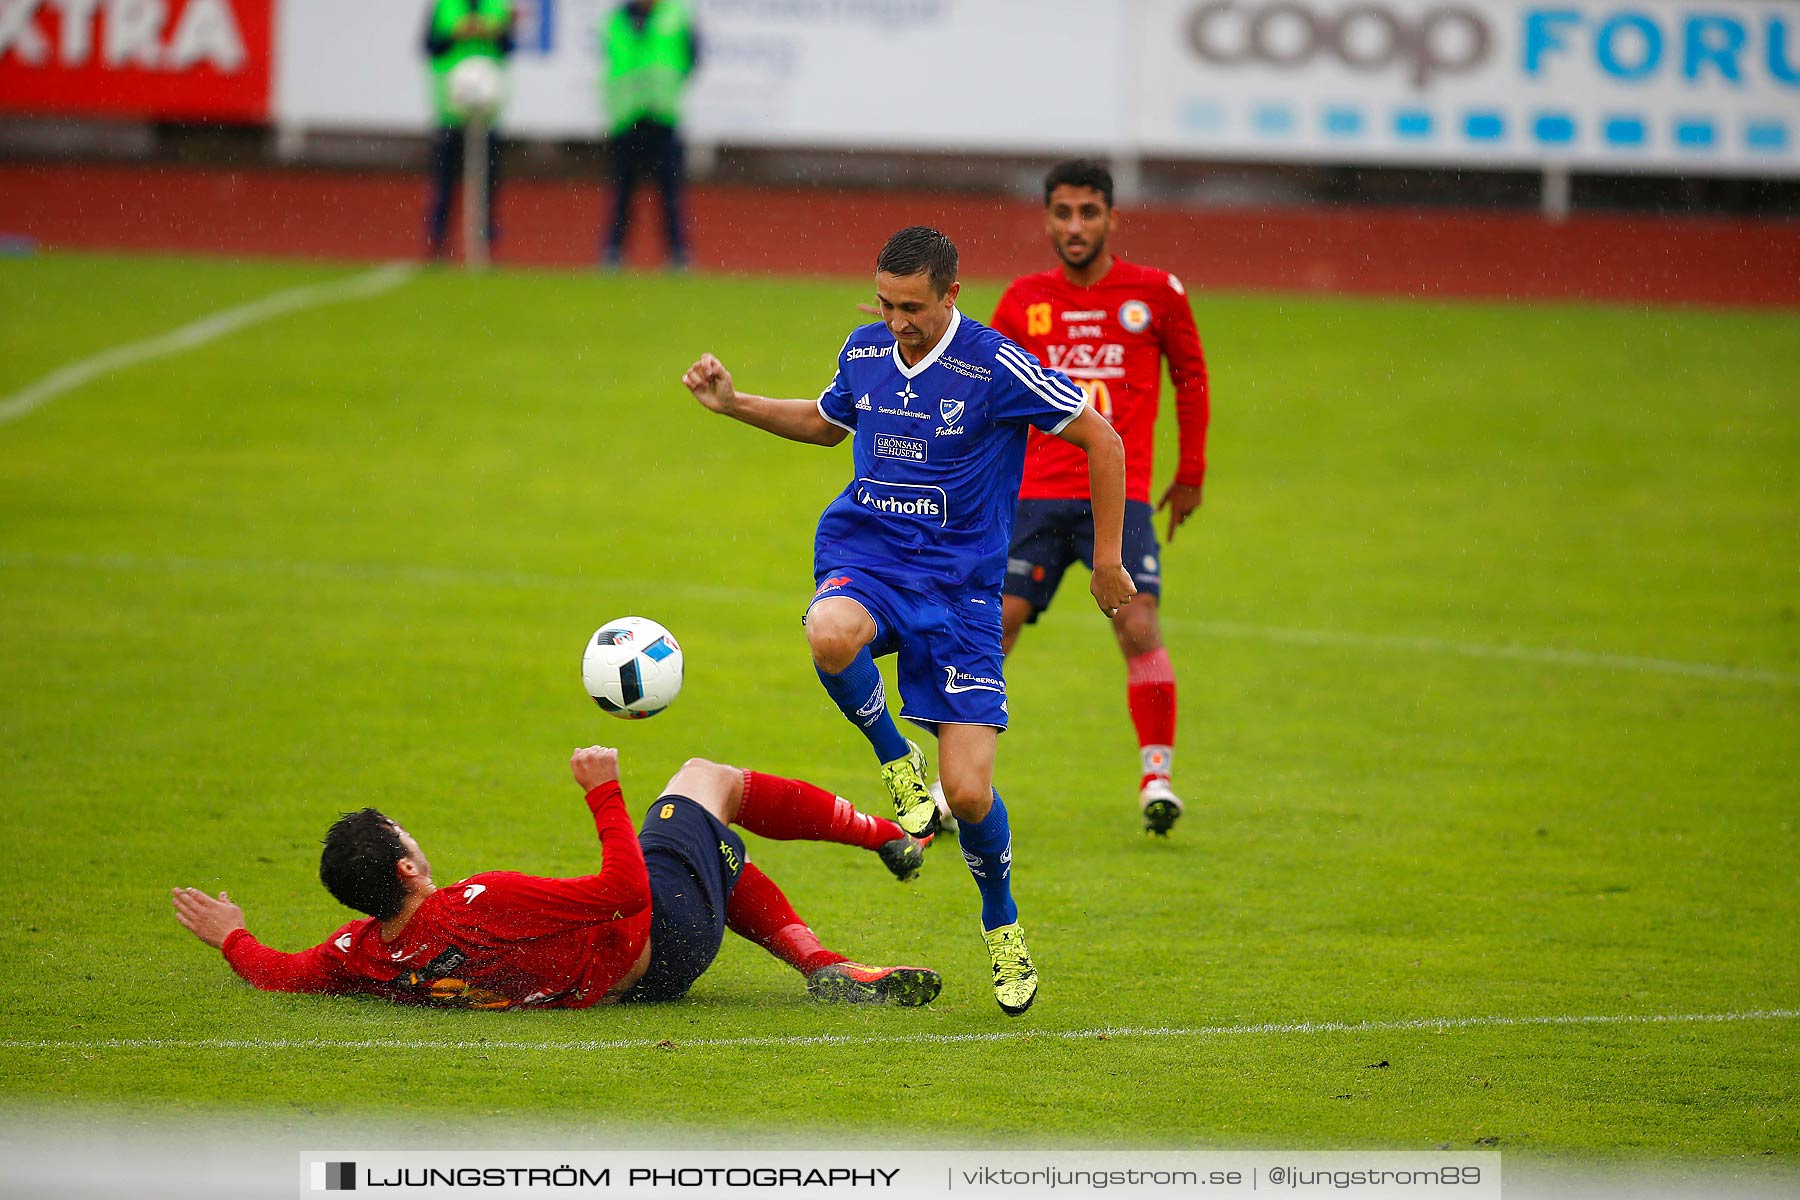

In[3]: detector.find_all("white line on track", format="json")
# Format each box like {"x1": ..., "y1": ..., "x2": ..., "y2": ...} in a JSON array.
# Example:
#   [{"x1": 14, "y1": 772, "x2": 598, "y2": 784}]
[
  {"x1": 0, "y1": 263, "x2": 415, "y2": 426},
  {"x1": 3, "y1": 549, "x2": 1794, "y2": 688},
  {"x1": 4, "y1": 1009, "x2": 1794, "y2": 1056}
]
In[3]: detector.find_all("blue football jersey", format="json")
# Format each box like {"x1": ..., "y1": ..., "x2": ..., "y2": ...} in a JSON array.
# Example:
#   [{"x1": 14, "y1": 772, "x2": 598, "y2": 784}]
[{"x1": 813, "y1": 308, "x2": 1088, "y2": 594}]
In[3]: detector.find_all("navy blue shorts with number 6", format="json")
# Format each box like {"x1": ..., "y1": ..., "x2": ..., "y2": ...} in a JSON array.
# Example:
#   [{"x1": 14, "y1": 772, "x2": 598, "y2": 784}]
[{"x1": 623, "y1": 795, "x2": 747, "y2": 1003}]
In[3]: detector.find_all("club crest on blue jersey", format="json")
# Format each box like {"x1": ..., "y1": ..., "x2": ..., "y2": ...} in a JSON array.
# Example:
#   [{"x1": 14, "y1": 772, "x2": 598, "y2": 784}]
[{"x1": 938, "y1": 397, "x2": 965, "y2": 428}]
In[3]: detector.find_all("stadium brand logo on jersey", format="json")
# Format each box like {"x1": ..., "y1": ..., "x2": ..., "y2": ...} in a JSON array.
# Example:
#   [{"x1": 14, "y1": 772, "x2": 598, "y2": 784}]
[
  {"x1": 940, "y1": 354, "x2": 993, "y2": 383},
  {"x1": 846, "y1": 344, "x2": 892, "y2": 361},
  {"x1": 1118, "y1": 301, "x2": 1153, "y2": 333},
  {"x1": 875, "y1": 434, "x2": 927, "y2": 462},
  {"x1": 854, "y1": 480, "x2": 947, "y2": 526},
  {"x1": 856, "y1": 393, "x2": 872, "y2": 411},
  {"x1": 896, "y1": 382, "x2": 920, "y2": 406},
  {"x1": 1061, "y1": 309, "x2": 1107, "y2": 321},
  {"x1": 941, "y1": 665, "x2": 1005, "y2": 695}
]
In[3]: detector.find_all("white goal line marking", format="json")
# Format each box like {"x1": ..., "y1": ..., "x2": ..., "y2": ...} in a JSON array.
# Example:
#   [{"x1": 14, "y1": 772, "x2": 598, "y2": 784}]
[
  {"x1": 0, "y1": 263, "x2": 415, "y2": 426},
  {"x1": 5, "y1": 1008, "x2": 1794, "y2": 1056},
  {"x1": 2, "y1": 550, "x2": 1795, "y2": 689}
]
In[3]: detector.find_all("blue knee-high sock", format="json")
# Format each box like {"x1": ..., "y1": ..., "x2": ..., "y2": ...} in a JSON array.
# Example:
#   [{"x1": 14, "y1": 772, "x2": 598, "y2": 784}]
[
  {"x1": 815, "y1": 647, "x2": 909, "y2": 764},
  {"x1": 958, "y1": 789, "x2": 1019, "y2": 931}
]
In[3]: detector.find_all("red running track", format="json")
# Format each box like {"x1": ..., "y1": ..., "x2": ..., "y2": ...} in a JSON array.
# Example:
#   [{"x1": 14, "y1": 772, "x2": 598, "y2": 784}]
[{"x1": 2, "y1": 161, "x2": 1797, "y2": 307}]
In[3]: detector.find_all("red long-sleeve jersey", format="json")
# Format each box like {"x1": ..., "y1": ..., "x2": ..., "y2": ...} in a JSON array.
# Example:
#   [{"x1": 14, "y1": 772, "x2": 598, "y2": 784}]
[
  {"x1": 217, "y1": 782, "x2": 652, "y2": 1010},
  {"x1": 991, "y1": 258, "x2": 1209, "y2": 504}
]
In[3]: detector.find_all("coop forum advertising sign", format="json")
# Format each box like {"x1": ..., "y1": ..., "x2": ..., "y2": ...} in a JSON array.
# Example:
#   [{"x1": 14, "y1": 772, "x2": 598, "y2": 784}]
[
  {"x1": 7, "y1": 0, "x2": 1794, "y2": 176},
  {"x1": 1131, "y1": 0, "x2": 1799, "y2": 174}
]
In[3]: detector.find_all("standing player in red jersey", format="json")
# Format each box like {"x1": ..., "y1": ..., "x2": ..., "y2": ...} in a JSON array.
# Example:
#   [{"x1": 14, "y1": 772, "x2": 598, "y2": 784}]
[
  {"x1": 990, "y1": 159, "x2": 1211, "y2": 836},
  {"x1": 170, "y1": 745, "x2": 940, "y2": 1009}
]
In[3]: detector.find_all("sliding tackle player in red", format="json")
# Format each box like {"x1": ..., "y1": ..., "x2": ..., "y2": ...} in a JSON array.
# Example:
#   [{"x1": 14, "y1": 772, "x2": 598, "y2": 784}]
[
  {"x1": 990, "y1": 159, "x2": 1211, "y2": 836},
  {"x1": 171, "y1": 746, "x2": 938, "y2": 1009}
]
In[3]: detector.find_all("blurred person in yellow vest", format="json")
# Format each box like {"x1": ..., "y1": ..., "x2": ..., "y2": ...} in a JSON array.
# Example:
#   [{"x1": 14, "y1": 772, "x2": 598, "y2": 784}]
[
  {"x1": 421, "y1": 0, "x2": 517, "y2": 259},
  {"x1": 599, "y1": 0, "x2": 699, "y2": 270}
]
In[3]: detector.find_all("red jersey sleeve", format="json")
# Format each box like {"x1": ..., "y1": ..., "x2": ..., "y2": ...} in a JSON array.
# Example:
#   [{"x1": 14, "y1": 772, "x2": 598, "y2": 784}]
[
  {"x1": 990, "y1": 283, "x2": 1029, "y2": 346},
  {"x1": 454, "y1": 782, "x2": 650, "y2": 938},
  {"x1": 219, "y1": 924, "x2": 363, "y2": 994},
  {"x1": 1158, "y1": 275, "x2": 1210, "y2": 489}
]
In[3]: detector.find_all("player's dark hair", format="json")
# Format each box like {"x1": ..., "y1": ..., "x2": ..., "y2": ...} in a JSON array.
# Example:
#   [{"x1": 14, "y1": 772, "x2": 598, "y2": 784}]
[
  {"x1": 876, "y1": 226, "x2": 959, "y2": 297},
  {"x1": 319, "y1": 807, "x2": 409, "y2": 920},
  {"x1": 1044, "y1": 158, "x2": 1115, "y2": 209}
]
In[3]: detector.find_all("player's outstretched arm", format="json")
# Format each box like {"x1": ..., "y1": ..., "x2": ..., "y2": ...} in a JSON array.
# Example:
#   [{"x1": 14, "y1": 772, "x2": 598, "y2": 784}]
[
  {"x1": 680, "y1": 353, "x2": 848, "y2": 447},
  {"x1": 1055, "y1": 406, "x2": 1137, "y2": 617},
  {"x1": 170, "y1": 886, "x2": 247, "y2": 949},
  {"x1": 173, "y1": 887, "x2": 360, "y2": 993}
]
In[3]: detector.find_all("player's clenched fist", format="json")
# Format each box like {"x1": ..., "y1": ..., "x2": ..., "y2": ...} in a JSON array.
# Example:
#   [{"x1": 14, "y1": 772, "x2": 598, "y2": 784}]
[
  {"x1": 681, "y1": 354, "x2": 737, "y2": 414},
  {"x1": 1090, "y1": 562, "x2": 1138, "y2": 620},
  {"x1": 571, "y1": 745, "x2": 620, "y2": 790}
]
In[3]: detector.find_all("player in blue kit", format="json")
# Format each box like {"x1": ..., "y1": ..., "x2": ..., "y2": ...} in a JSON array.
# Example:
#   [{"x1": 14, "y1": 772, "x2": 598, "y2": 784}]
[{"x1": 682, "y1": 227, "x2": 1132, "y2": 1014}]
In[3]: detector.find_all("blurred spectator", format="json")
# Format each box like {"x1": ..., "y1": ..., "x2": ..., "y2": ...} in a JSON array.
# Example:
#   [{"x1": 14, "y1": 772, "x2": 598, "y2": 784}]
[
  {"x1": 599, "y1": 0, "x2": 700, "y2": 270},
  {"x1": 422, "y1": 0, "x2": 517, "y2": 259}
]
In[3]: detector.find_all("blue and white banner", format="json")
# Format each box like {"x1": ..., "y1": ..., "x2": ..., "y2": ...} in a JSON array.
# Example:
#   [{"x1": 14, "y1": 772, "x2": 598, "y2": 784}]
[
  {"x1": 1130, "y1": 0, "x2": 1799, "y2": 174},
  {"x1": 271, "y1": 0, "x2": 1798, "y2": 175}
]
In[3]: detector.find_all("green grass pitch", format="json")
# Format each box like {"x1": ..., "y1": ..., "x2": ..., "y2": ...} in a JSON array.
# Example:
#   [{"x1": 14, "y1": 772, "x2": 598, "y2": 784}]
[{"x1": 0, "y1": 252, "x2": 1795, "y2": 1159}]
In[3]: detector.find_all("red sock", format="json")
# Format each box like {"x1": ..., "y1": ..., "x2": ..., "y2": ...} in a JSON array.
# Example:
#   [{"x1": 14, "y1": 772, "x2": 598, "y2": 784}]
[
  {"x1": 725, "y1": 863, "x2": 848, "y2": 975},
  {"x1": 738, "y1": 771, "x2": 902, "y2": 850},
  {"x1": 1126, "y1": 648, "x2": 1178, "y2": 788}
]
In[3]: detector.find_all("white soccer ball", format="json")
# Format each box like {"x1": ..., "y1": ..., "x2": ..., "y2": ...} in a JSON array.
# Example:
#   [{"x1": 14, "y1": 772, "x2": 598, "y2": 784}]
[
  {"x1": 447, "y1": 56, "x2": 504, "y2": 119},
  {"x1": 583, "y1": 617, "x2": 683, "y2": 720}
]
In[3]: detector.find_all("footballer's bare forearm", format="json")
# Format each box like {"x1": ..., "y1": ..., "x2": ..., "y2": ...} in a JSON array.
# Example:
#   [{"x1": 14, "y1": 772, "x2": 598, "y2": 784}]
[
  {"x1": 720, "y1": 392, "x2": 847, "y2": 446},
  {"x1": 1086, "y1": 432, "x2": 1128, "y2": 567}
]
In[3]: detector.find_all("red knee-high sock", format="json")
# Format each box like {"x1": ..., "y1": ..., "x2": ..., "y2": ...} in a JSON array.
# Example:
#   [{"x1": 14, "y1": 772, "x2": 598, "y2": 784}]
[
  {"x1": 737, "y1": 770, "x2": 903, "y2": 850},
  {"x1": 726, "y1": 863, "x2": 848, "y2": 975},
  {"x1": 1126, "y1": 647, "x2": 1178, "y2": 788}
]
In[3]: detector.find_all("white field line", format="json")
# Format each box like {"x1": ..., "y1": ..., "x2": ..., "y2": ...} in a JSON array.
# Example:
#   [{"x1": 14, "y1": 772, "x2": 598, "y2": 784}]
[
  {"x1": 1165, "y1": 617, "x2": 1800, "y2": 688},
  {"x1": 3, "y1": 1008, "x2": 1794, "y2": 1056},
  {"x1": 4, "y1": 548, "x2": 1795, "y2": 689},
  {"x1": 0, "y1": 263, "x2": 415, "y2": 426}
]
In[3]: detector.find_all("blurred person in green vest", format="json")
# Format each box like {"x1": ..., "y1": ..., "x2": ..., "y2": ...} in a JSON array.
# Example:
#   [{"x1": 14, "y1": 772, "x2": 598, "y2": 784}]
[
  {"x1": 422, "y1": 0, "x2": 517, "y2": 259},
  {"x1": 599, "y1": 0, "x2": 699, "y2": 269}
]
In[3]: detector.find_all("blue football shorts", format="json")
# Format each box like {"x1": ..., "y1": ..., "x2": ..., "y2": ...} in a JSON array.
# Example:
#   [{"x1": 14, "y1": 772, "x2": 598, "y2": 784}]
[
  {"x1": 623, "y1": 795, "x2": 747, "y2": 1003},
  {"x1": 806, "y1": 567, "x2": 1009, "y2": 732},
  {"x1": 1003, "y1": 498, "x2": 1163, "y2": 621}
]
